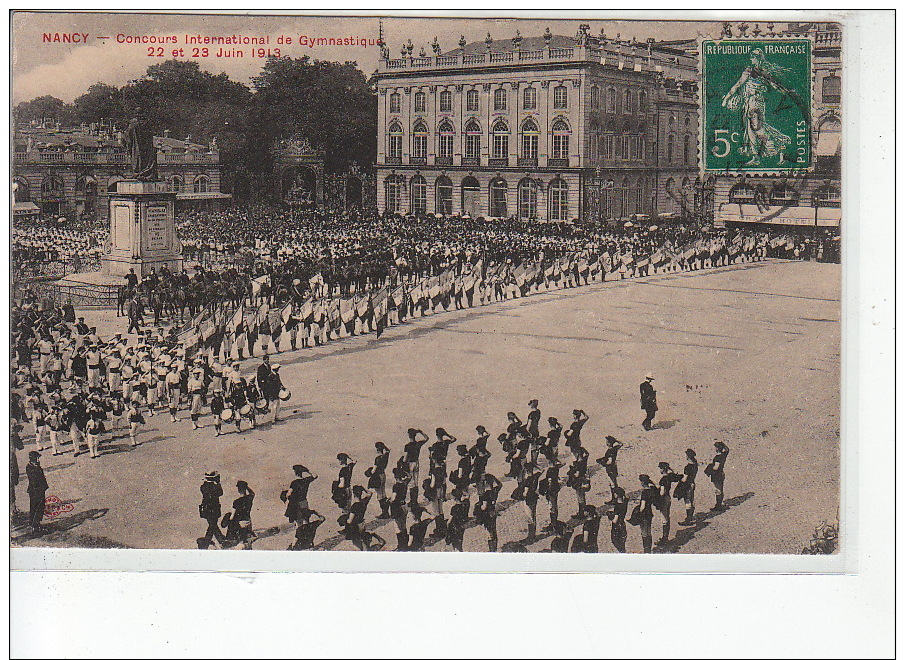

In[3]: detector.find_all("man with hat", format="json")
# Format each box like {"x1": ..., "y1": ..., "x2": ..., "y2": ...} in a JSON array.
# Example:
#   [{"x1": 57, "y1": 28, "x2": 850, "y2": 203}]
[
  {"x1": 198, "y1": 471, "x2": 226, "y2": 549},
  {"x1": 263, "y1": 363, "x2": 284, "y2": 424},
  {"x1": 677, "y1": 448, "x2": 699, "y2": 525},
  {"x1": 640, "y1": 374, "x2": 658, "y2": 431},
  {"x1": 596, "y1": 436, "x2": 624, "y2": 499},
  {"x1": 282, "y1": 464, "x2": 317, "y2": 540},
  {"x1": 704, "y1": 441, "x2": 730, "y2": 511},
  {"x1": 26, "y1": 451, "x2": 49, "y2": 531}
]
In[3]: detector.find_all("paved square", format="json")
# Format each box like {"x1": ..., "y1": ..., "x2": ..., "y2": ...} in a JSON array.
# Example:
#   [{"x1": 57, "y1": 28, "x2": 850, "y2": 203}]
[{"x1": 13, "y1": 259, "x2": 840, "y2": 553}]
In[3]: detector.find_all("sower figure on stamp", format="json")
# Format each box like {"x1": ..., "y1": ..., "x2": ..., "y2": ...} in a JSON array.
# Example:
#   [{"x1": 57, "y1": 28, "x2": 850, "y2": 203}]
[
  {"x1": 198, "y1": 471, "x2": 226, "y2": 549},
  {"x1": 640, "y1": 374, "x2": 657, "y2": 431}
]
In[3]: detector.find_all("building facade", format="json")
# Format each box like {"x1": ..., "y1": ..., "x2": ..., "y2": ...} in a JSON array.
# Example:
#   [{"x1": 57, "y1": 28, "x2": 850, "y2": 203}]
[
  {"x1": 713, "y1": 22, "x2": 842, "y2": 234},
  {"x1": 12, "y1": 121, "x2": 230, "y2": 222},
  {"x1": 373, "y1": 25, "x2": 699, "y2": 222}
]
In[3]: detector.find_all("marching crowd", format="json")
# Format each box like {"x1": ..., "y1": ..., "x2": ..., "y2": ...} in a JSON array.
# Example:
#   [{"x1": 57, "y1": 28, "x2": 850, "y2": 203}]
[
  {"x1": 12, "y1": 205, "x2": 761, "y2": 547},
  {"x1": 196, "y1": 392, "x2": 732, "y2": 553}
]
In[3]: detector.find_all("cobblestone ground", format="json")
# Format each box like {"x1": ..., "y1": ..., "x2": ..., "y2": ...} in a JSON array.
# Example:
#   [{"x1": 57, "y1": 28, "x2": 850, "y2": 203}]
[{"x1": 12, "y1": 259, "x2": 841, "y2": 554}]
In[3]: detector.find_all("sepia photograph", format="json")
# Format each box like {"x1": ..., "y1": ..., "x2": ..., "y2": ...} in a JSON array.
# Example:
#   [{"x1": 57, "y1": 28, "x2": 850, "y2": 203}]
[{"x1": 11, "y1": 11, "x2": 847, "y2": 558}]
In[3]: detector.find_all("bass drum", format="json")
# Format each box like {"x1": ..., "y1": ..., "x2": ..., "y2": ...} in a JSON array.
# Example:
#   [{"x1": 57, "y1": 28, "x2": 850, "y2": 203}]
[
  {"x1": 255, "y1": 399, "x2": 269, "y2": 412},
  {"x1": 278, "y1": 388, "x2": 292, "y2": 401},
  {"x1": 220, "y1": 408, "x2": 234, "y2": 421}
]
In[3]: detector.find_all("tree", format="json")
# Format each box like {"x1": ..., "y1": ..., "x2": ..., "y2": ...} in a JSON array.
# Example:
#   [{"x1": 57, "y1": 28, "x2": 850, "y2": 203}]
[
  {"x1": 14, "y1": 96, "x2": 75, "y2": 125},
  {"x1": 73, "y1": 83, "x2": 127, "y2": 126},
  {"x1": 251, "y1": 56, "x2": 377, "y2": 173}
]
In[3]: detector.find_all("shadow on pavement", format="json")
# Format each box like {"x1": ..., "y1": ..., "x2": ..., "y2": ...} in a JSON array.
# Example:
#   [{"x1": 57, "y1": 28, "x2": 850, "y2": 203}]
[{"x1": 656, "y1": 491, "x2": 755, "y2": 553}]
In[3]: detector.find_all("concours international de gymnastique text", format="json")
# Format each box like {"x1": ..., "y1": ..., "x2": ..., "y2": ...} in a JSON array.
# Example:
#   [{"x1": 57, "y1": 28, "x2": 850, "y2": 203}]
[{"x1": 43, "y1": 33, "x2": 379, "y2": 48}]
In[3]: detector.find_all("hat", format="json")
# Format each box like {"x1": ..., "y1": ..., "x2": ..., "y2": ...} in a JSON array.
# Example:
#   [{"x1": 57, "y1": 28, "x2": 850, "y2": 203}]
[
  {"x1": 28, "y1": 450, "x2": 41, "y2": 460},
  {"x1": 686, "y1": 448, "x2": 697, "y2": 457},
  {"x1": 271, "y1": 364, "x2": 280, "y2": 371},
  {"x1": 476, "y1": 425, "x2": 487, "y2": 434},
  {"x1": 204, "y1": 471, "x2": 220, "y2": 481},
  {"x1": 528, "y1": 399, "x2": 539, "y2": 407},
  {"x1": 605, "y1": 435, "x2": 617, "y2": 444},
  {"x1": 645, "y1": 374, "x2": 655, "y2": 380},
  {"x1": 658, "y1": 462, "x2": 671, "y2": 471}
]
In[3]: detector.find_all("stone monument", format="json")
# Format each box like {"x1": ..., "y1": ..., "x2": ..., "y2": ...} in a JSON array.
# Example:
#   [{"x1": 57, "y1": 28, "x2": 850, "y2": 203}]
[{"x1": 102, "y1": 115, "x2": 183, "y2": 277}]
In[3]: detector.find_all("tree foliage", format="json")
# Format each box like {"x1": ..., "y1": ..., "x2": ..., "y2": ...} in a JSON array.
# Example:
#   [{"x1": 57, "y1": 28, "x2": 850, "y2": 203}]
[{"x1": 15, "y1": 57, "x2": 378, "y2": 198}]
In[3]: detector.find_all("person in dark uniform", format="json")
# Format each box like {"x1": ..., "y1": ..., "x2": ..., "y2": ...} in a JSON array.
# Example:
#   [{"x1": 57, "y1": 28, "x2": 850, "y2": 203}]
[
  {"x1": 332, "y1": 453, "x2": 355, "y2": 514},
  {"x1": 468, "y1": 426, "x2": 491, "y2": 486},
  {"x1": 209, "y1": 388, "x2": 226, "y2": 436},
  {"x1": 223, "y1": 480, "x2": 255, "y2": 549},
  {"x1": 282, "y1": 464, "x2": 317, "y2": 541},
  {"x1": 596, "y1": 436, "x2": 623, "y2": 500},
  {"x1": 255, "y1": 355, "x2": 272, "y2": 398},
  {"x1": 366, "y1": 441, "x2": 391, "y2": 518},
  {"x1": 566, "y1": 445, "x2": 591, "y2": 517},
  {"x1": 403, "y1": 428, "x2": 429, "y2": 503},
  {"x1": 539, "y1": 459, "x2": 563, "y2": 530},
  {"x1": 655, "y1": 462, "x2": 682, "y2": 545},
  {"x1": 198, "y1": 471, "x2": 226, "y2": 549},
  {"x1": 526, "y1": 399, "x2": 541, "y2": 439},
  {"x1": 577, "y1": 505, "x2": 602, "y2": 553},
  {"x1": 26, "y1": 451, "x2": 48, "y2": 531},
  {"x1": 406, "y1": 505, "x2": 434, "y2": 551},
  {"x1": 446, "y1": 487, "x2": 470, "y2": 552},
  {"x1": 640, "y1": 375, "x2": 657, "y2": 431},
  {"x1": 475, "y1": 473, "x2": 502, "y2": 552},
  {"x1": 565, "y1": 409, "x2": 589, "y2": 452},
  {"x1": 548, "y1": 519, "x2": 574, "y2": 553},
  {"x1": 293, "y1": 508, "x2": 325, "y2": 550},
  {"x1": 676, "y1": 449, "x2": 699, "y2": 525},
  {"x1": 635, "y1": 474, "x2": 658, "y2": 553},
  {"x1": 389, "y1": 466, "x2": 411, "y2": 550},
  {"x1": 607, "y1": 486, "x2": 628, "y2": 553},
  {"x1": 541, "y1": 417, "x2": 562, "y2": 463},
  {"x1": 704, "y1": 441, "x2": 730, "y2": 510}
]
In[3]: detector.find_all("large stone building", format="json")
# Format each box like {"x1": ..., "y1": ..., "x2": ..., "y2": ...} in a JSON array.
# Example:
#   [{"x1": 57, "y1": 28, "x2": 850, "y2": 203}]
[
  {"x1": 712, "y1": 22, "x2": 842, "y2": 234},
  {"x1": 12, "y1": 120, "x2": 230, "y2": 222},
  {"x1": 373, "y1": 25, "x2": 699, "y2": 222}
]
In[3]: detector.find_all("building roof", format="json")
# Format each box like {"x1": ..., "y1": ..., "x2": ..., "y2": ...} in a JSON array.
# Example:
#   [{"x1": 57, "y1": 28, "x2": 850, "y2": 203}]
[{"x1": 443, "y1": 34, "x2": 577, "y2": 56}]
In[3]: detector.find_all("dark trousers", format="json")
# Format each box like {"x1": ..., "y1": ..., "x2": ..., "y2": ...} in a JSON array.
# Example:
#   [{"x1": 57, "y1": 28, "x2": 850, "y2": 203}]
[
  {"x1": 28, "y1": 493, "x2": 45, "y2": 527},
  {"x1": 202, "y1": 516, "x2": 225, "y2": 546},
  {"x1": 642, "y1": 408, "x2": 656, "y2": 430},
  {"x1": 128, "y1": 317, "x2": 141, "y2": 334}
]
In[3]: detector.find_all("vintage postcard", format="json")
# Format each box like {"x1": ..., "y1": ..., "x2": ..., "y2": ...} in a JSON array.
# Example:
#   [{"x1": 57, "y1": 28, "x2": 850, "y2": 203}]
[{"x1": 10, "y1": 12, "x2": 845, "y2": 560}]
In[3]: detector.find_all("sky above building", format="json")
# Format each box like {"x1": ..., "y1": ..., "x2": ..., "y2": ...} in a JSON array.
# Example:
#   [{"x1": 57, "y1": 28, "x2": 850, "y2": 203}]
[{"x1": 12, "y1": 12, "x2": 726, "y2": 104}]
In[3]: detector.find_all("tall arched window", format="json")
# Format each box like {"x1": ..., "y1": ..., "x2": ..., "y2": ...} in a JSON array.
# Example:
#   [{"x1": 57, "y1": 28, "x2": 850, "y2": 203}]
[
  {"x1": 553, "y1": 85, "x2": 568, "y2": 109},
  {"x1": 410, "y1": 175, "x2": 427, "y2": 214},
  {"x1": 588, "y1": 120, "x2": 599, "y2": 159},
  {"x1": 523, "y1": 86, "x2": 537, "y2": 110},
  {"x1": 606, "y1": 87, "x2": 616, "y2": 113},
  {"x1": 389, "y1": 92, "x2": 401, "y2": 113},
  {"x1": 518, "y1": 178, "x2": 538, "y2": 219},
  {"x1": 623, "y1": 89, "x2": 633, "y2": 114},
  {"x1": 603, "y1": 180, "x2": 614, "y2": 219},
  {"x1": 489, "y1": 178, "x2": 508, "y2": 217},
  {"x1": 168, "y1": 175, "x2": 183, "y2": 192},
  {"x1": 464, "y1": 120, "x2": 481, "y2": 161},
  {"x1": 193, "y1": 175, "x2": 210, "y2": 194},
  {"x1": 493, "y1": 87, "x2": 507, "y2": 111},
  {"x1": 414, "y1": 91, "x2": 426, "y2": 113},
  {"x1": 411, "y1": 121, "x2": 428, "y2": 160},
  {"x1": 520, "y1": 118, "x2": 539, "y2": 161},
  {"x1": 385, "y1": 175, "x2": 404, "y2": 213},
  {"x1": 619, "y1": 179, "x2": 631, "y2": 217},
  {"x1": 615, "y1": 89, "x2": 623, "y2": 115},
  {"x1": 639, "y1": 135, "x2": 646, "y2": 161},
  {"x1": 683, "y1": 134, "x2": 691, "y2": 165},
  {"x1": 548, "y1": 178, "x2": 568, "y2": 221},
  {"x1": 603, "y1": 133, "x2": 614, "y2": 159},
  {"x1": 491, "y1": 119, "x2": 509, "y2": 160},
  {"x1": 461, "y1": 176, "x2": 480, "y2": 216},
  {"x1": 436, "y1": 176, "x2": 453, "y2": 215},
  {"x1": 667, "y1": 134, "x2": 675, "y2": 163},
  {"x1": 387, "y1": 121, "x2": 403, "y2": 160},
  {"x1": 439, "y1": 90, "x2": 453, "y2": 113},
  {"x1": 466, "y1": 89, "x2": 479, "y2": 112},
  {"x1": 590, "y1": 86, "x2": 601, "y2": 110},
  {"x1": 638, "y1": 90, "x2": 647, "y2": 112},
  {"x1": 437, "y1": 120, "x2": 455, "y2": 160},
  {"x1": 551, "y1": 119, "x2": 570, "y2": 160}
]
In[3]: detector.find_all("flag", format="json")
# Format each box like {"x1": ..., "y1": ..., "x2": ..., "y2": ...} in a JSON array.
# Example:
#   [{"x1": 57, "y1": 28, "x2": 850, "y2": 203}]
[
  {"x1": 601, "y1": 251, "x2": 612, "y2": 272},
  {"x1": 251, "y1": 274, "x2": 269, "y2": 298},
  {"x1": 228, "y1": 306, "x2": 244, "y2": 333},
  {"x1": 281, "y1": 302, "x2": 293, "y2": 325}
]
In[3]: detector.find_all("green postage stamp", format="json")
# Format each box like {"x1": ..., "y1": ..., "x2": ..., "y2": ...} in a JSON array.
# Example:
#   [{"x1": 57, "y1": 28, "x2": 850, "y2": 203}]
[{"x1": 701, "y1": 39, "x2": 813, "y2": 173}]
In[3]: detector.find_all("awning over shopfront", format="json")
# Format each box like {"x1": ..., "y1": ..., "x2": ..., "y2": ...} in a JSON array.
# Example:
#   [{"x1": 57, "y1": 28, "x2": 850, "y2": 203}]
[
  {"x1": 13, "y1": 202, "x2": 40, "y2": 216},
  {"x1": 175, "y1": 192, "x2": 232, "y2": 201},
  {"x1": 815, "y1": 121, "x2": 841, "y2": 157},
  {"x1": 719, "y1": 203, "x2": 840, "y2": 228}
]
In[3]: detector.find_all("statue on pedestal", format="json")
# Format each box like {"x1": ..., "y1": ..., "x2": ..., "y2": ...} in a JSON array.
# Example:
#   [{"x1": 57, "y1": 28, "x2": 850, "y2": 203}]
[{"x1": 123, "y1": 112, "x2": 158, "y2": 181}]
